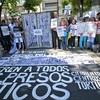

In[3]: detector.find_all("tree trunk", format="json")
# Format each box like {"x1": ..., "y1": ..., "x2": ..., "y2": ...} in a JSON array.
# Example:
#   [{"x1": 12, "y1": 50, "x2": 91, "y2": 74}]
[
  {"x1": 0, "y1": 6, "x2": 2, "y2": 24},
  {"x1": 77, "y1": 0, "x2": 82, "y2": 17},
  {"x1": 80, "y1": 0, "x2": 84, "y2": 17},
  {"x1": 0, "y1": 0, "x2": 5, "y2": 24},
  {"x1": 28, "y1": 10, "x2": 30, "y2": 13}
]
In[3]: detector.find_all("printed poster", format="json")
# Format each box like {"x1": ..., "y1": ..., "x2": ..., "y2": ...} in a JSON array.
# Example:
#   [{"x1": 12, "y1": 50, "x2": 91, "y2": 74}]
[
  {"x1": 56, "y1": 26, "x2": 64, "y2": 37},
  {"x1": 1, "y1": 26, "x2": 10, "y2": 36},
  {"x1": 51, "y1": 18, "x2": 58, "y2": 28},
  {"x1": 14, "y1": 32, "x2": 21, "y2": 37}
]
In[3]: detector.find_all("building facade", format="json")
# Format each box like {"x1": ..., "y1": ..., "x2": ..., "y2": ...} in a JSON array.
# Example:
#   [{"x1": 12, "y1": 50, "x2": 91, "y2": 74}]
[{"x1": 41, "y1": 0, "x2": 63, "y2": 16}]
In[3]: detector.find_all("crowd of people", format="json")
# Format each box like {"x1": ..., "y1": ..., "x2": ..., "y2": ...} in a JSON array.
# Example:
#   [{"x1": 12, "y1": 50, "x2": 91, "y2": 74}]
[
  {"x1": 0, "y1": 12, "x2": 100, "y2": 54},
  {"x1": 52, "y1": 12, "x2": 100, "y2": 52},
  {"x1": 0, "y1": 20, "x2": 25, "y2": 53}
]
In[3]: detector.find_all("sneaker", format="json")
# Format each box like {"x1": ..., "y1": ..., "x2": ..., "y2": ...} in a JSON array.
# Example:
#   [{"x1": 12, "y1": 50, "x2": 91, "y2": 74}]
[
  {"x1": 84, "y1": 47, "x2": 86, "y2": 50},
  {"x1": 73, "y1": 47, "x2": 75, "y2": 49},
  {"x1": 87, "y1": 47, "x2": 90, "y2": 50},
  {"x1": 80, "y1": 48, "x2": 83, "y2": 50}
]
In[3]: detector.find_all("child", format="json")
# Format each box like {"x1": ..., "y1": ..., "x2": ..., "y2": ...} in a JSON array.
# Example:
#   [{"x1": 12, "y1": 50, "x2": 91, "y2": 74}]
[
  {"x1": 68, "y1": 19, "x2": 77, "y2": 48},
  {"x1": 60, "y1": 20, "x2": 68, "y2": 50}
]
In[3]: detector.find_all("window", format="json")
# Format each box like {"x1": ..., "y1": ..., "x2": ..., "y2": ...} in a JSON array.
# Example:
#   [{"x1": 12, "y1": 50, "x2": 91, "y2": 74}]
[{"x1": 45, "y1": 2, "x2": 57, "y2": 7}]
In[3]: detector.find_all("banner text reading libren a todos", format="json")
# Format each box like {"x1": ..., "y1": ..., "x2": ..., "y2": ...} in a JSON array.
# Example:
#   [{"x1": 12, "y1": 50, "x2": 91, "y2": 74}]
[{"x1": 0, "y1": 66, "x2": 100, "y2": 100}]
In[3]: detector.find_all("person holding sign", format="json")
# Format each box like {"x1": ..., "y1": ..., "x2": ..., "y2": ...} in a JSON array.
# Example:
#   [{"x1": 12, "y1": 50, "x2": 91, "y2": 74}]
[
  {"x1": 0, "y1": 20, "x2": 11, "y2": 52},
  {"x1": 13, "y1": 21, "x2": 24, "y2": 51},
  {"x1": 87, "y1": 17, "x2": 97, "y2": 50},
  {"x1": 77, "y1": 18, "x2": 87, "y2": 50},
  {"x1": 51, "y1": 12, "x2": 61, "y2": 49}
]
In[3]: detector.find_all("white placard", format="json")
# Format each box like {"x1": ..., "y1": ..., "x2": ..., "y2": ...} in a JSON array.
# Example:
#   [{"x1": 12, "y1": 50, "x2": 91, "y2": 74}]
[
  {"x1": 51, "y1": 18, "x2": 57, "y2": 28},
  {"x1": 34, "y1": 29, "x2": 42, "y2": 35},
  {"x1": 14, "y1": 32, "x2": 21, "y2": 37},
  {"x1": 64, "y1": 5, "x2": 71, "y2": 15},
  {"x1": 56, "y1": 26, "x2": 64, "y2": 37},
  {"x1": 1, "y1": 26, "x2": 10, "y2": 36}
]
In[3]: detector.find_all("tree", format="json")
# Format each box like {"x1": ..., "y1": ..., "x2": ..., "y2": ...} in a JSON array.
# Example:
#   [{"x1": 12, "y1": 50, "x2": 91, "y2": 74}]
[
  {"x1": 23, "y1": 0, "x2": 42, "y2": 13},
  {"x1": 4, "y1": 0, "x2": 19, "y2": 20},
  {"x1": 0, "y1": 0, "x2": 5, "y2": 23},
  {"x1": 0, "y1": 0, "x2": 19, "y2": 23},
  {"x1": 62, "y1": 0, "x2": 92, "y2": 17}
]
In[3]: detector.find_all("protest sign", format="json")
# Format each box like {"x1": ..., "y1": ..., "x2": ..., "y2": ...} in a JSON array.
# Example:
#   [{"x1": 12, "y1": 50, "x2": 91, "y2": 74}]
[
  {"x1": 1, "y1": 26, "x2": 10, "y2": 36},
  {"x1": 34, "y1": 29, "x2": 42, "y2": 35},
  {"x1": 56, "y1": 26, "x2": 65, "y2": 37},
  {"x1": 51, "y1": 18, "x2": 58, "y2": 28}
]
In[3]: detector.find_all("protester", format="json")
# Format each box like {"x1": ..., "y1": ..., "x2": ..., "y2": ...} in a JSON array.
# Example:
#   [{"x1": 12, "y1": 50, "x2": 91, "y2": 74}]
[
  {"x1": 87, "y1": 17, "x2": 97, "y2": 50},
  {"x1": 60, "y1": 20, "x2": 68, "y2": 50},
  {"x1": 52, "y1": 12, "x2": 61, "y2": 49},
  {"x1": 96, "y1": 12, "x2": 100, "y2": 20},
  {"x1": 95, "y1": 14, "x2": 100, "y2": 44},
  {"x1": 13, "y1": 21, "x2": 24, "y2": 51},
  {"x1": 68, "y1": 19, "x2": 77, "y2": 48},
  {"x1": 0, "y1": 20, "x2": 11, "y2": 52},
  {"x1": 9, "y1": 20, "x2": 15, "y2": 46}
]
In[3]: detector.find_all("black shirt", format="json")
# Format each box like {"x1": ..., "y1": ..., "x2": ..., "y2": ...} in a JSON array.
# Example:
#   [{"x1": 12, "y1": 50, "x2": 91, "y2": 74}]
[{"x1": 13, "y1": 26, "x2": 23, "y2": 32}]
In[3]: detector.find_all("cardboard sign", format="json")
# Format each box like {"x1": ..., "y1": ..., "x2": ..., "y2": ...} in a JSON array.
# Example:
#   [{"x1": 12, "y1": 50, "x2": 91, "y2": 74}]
[
  {"x1": 34, "y1": 29, "x2": 42, "y2": 35},
  {"x1": 51, "y1": 18, "x2": 57, "y2": 28},
  {"x1": 1, "y1": 26, "x2": 10, "y2": 36}
]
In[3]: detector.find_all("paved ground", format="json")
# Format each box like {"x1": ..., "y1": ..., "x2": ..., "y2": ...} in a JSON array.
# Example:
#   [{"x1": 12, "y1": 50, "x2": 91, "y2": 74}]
[{"x1": 0, "y1": 48, "x2": 100, "y2": 100}]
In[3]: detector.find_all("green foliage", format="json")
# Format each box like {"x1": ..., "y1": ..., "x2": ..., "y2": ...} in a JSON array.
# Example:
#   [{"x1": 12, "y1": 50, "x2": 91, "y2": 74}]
[
  {"x1": 1, "y1": 0, "x2": 20, "y2": 18},
  {"x1": 62, "y1": 0, "x2": 92, "y2": 16},
  {"x1": 23, "y1": 0, "x2": 42, "y2": 13},
  {"x1": 0, "y1": 0, "x2": 20, "y2": 22},
  {"x1": 4, "y1": 0, "x2": 19, "y2": 16},
  {"x1": 61, "y1": 0, "x2": 69, "y2": 8}
]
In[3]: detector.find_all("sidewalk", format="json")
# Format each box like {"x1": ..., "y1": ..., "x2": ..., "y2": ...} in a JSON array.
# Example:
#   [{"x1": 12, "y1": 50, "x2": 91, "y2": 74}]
[{"x1": 0, "y1": 47, "x2": 100, "y2": 64}]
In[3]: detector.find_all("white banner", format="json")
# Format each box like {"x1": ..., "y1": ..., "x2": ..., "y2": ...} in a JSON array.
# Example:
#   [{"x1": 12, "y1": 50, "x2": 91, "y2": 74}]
[{"x1": 34, "y1": 29, "x2": 42, "y2": 35}]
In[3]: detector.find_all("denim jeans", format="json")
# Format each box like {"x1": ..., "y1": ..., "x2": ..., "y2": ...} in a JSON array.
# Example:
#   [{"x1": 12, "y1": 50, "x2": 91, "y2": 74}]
[
  {"x1": 88, "y1": 37, "x2": 95, "y2": 49},
  {"x1": 80, "y1": 36, "x2": 87, "y2": 48},
  {"x1": 62, "y1": 36, "x2": 68, "y2": 50}
]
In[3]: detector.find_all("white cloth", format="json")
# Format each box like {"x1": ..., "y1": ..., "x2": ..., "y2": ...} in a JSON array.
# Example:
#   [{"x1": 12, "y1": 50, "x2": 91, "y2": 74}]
[
  {"x1": 87, "y1": 22, "x2": 97, "y2": 37},
  {"x1": 76, "y1": 22, "x2": 86, "y2": 36}
]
